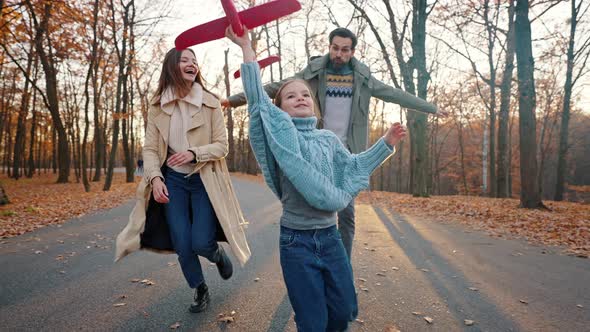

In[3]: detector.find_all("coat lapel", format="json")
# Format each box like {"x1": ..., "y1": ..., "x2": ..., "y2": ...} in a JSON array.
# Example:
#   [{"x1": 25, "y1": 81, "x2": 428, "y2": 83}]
[
  {"x1": 187, "y1": 91, "x2": 219, "y2": 132},
  {"x1": 153, "y1": 110, "x2": 170, "y2": 146}
]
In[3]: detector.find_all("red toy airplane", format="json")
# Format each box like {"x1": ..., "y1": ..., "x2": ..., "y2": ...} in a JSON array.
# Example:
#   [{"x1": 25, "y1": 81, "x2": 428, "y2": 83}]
[
  {"x1": 175, "y1": 0, "x2": 302, "y2": 49},
  {"x1": 233, "y1": 55, "x2": 280, "y2": 79}
]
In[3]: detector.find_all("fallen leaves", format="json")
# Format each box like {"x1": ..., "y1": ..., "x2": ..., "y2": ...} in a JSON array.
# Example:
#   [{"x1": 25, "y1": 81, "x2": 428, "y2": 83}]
[
  {"x1": 130, "y1": 278, "x2": 155, "y2": 286},
  {"x1": 217, "y1": 310, "x2": 237, "y2": 324},
  {"x1": 357, "y1": 191, "x2": 590, "y2": 257},
  {"x1": 0, "y1": 173, "x2": 138, "y2": 238}
]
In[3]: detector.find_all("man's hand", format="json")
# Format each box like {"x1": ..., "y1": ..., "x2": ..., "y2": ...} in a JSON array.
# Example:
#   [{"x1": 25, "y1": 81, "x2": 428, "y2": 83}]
[
  {"x1": 220, "y1": 99, "x2": 230, "y2": 108},
  {"x1": 167, "y1": 151, "x2": 194, "y2": 167},
  {"x1": 151, "y1": 177, "x2": 169, "y2": 204},
  {"x1": 383, "y1": 122, "x2": 407, "y2": 147}
]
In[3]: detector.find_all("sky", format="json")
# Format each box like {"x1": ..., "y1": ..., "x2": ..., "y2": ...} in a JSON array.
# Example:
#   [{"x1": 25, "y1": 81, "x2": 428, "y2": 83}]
[{"x1": 151, "y1": 0, "x2": 589, "y2": 115}]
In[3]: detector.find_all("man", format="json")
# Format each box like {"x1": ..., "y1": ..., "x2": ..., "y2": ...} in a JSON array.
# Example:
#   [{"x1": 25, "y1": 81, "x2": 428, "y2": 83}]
[{"x1": 224, "y1": 27, "x2": 439, "y2": 259}]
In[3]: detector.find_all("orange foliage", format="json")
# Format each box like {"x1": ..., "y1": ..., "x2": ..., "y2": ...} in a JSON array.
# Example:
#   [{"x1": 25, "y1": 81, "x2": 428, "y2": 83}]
[{"x1": 0, "y1": 173, "x2": 137, "y2": 238}]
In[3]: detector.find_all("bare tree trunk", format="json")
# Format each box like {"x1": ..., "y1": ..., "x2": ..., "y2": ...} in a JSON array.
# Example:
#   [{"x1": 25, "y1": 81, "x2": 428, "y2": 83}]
[
  {"x1": 92, "y1": 25, "x2": 105, "y2": 182},
  {"x1": 27, "y1": 88, "x2": 37, "y2": 178},
  {"x1": 223, "y1": 49, "x2": 236, "y2": 171},
  {"x1": 555, "y1": 0, "x2": 585, "y2": 201},
  {"x1": 0, "y1": 183, "x2": 9, "y2": 205},
  {"x1": 483, "y1": 0, "x2": 498, "y2": 197},
  {"x1": 514, "y1": 0, "x2": 543, "y2": 208},
  {"x1": 81, "y1": 0, "x2": 100, "y2": 192},
  {"x1": 25, "y1": 0, "x2": 70, "y2": 183},
  {"x1": 396, "y1": 111, "x2": 404, "y2": 192},
  {"x1": 409, "y1": 0, "x2": 431, "y2": 197},
  {"x1": 51, "y1": 127, "x2": 56, "y2": 174},
  {"x1": 12, "y1": 42, "x2": 35, "y2": 180},
  {"x1": 497, "y1": 0, "x2": 515, "y2": 198},
  {"x1": 104, "y1": 0, "x2": 133, "y2": 190},
  {"x1": 275, "y1": 20, "x2": 283, "y2": 80},
  {"x1": 121, "y1": 1, "x2": 136, "y2": 183}
]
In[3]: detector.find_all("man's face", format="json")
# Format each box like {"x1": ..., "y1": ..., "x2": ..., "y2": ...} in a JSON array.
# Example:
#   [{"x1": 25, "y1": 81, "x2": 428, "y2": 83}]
[{"x1": 329, "y1": 36, "x2": 355, "y2": 69}]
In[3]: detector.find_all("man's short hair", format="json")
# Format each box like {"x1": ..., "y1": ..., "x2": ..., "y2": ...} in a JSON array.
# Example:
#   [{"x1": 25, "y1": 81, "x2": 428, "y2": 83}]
[{"x1": 328, "y1": 28, "x2": 357, "y2": 50}]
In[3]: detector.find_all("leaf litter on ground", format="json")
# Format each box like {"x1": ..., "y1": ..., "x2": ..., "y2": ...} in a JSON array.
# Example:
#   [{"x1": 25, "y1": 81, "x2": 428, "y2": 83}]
[
  {"x1": 357, "y1": 191, "x2": 590, "y2": 257},
  {"x1": 2, "y1": 173, "x2": 587, "y2": 258}
]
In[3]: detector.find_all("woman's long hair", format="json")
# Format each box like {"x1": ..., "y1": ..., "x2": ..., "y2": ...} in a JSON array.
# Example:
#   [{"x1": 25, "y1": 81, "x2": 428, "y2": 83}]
[{"x1": 151, "y1": 48, "x2": 214, "y2": 106}]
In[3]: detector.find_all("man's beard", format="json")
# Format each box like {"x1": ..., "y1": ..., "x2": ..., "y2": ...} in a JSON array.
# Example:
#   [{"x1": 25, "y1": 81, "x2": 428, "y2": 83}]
[{"x1": 331, "y1": 58, "x2": 345, "y2": 69}]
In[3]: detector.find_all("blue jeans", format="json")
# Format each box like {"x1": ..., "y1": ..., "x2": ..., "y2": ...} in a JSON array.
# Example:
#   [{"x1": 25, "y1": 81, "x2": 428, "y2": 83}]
[
  {"x1": 337, "y1": 199, "x2": 355, "y2": 260},
  {"x1": 279, "y1": 225, "x2": 357, "y2": 332},
  {"x1": 164, "y1": 168, "x2": 219, "y2": 288}
]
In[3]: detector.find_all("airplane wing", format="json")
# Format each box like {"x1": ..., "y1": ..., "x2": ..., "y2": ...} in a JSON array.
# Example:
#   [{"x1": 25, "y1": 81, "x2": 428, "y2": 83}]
[
  {"x1": 175, "y1": 0, "x2": 301, "y2": 49},
  {"x1": 234, "y1": 56, "x2": 281, "y2": 78}
]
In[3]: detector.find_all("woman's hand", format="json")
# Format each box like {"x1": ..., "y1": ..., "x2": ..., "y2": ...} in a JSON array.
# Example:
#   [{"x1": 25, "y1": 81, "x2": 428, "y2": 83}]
[
  {"x1": 383, "y1": 122, "x2": 407, "y2": 147},
  {"x1": 167, "y1": 151, "x2": 194, "y2": 167},
  {"x1": 151, "y1": 177, "x2": 169, "y2": 204},
  {"x1": 225, "y1": 25, "x2": 256, "y2": 63}
]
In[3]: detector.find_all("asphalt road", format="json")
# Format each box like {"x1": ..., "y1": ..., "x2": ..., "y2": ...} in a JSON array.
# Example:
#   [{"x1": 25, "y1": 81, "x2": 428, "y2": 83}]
[{"x1": 0, "y1": 177, "x2": 588, "y2": 331}]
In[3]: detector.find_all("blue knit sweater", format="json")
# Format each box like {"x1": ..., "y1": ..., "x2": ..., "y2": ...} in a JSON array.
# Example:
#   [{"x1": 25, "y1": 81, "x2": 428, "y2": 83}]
[{"x1": 241, "y1": 62, "x2": 394, "y2": 212}]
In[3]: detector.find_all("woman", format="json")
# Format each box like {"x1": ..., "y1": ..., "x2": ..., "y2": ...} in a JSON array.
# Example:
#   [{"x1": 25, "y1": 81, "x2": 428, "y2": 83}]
[{"x1": 115, "y1": 47, "x2": 250, "y2": 313}]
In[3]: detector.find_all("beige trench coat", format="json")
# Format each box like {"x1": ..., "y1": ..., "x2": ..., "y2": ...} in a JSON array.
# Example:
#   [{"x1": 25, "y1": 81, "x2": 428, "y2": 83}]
[{"x1": 115, "y1": 89, "x2": 251, "y2": 266}]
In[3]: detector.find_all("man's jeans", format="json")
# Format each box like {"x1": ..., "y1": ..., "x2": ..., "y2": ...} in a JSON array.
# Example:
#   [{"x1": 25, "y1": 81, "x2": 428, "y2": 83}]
[
  {"x1": 279, "y1": 225, "x2": 357, "y2": 332},
  {"x1": 337, "y1": 199, "x2": 355, "y2": 260},
  {"x1": 164, "y1": 168, "x2": 219, "y2": 288}
]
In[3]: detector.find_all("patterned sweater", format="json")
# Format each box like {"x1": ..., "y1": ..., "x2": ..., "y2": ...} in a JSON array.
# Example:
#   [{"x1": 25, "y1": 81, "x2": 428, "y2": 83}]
[{"x1": 241, "y1": 62, "x2": 395, "y2": 212}]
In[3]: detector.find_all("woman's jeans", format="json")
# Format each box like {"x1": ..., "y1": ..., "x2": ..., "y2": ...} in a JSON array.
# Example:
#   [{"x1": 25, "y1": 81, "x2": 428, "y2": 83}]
[
  {"x1": 164, "y1": 168, "x2": 219, "y2": 288},
  {"x1": 279, "y1": 225, "x2": 358, "y2": 332}
]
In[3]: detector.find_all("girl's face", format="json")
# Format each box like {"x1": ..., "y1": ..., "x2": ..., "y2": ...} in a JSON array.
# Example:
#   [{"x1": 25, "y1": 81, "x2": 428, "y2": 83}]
[
  {"x1": 178, "y1": 50, "x2": 198, "y2": 83},
  {"x1": 278, "y1": 81, "x2": 314, "y2": 118}
]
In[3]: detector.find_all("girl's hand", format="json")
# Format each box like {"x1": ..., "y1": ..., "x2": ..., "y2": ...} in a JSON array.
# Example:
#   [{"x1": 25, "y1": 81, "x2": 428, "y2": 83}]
[
  {"x1": 167, "y1": 151, "x2": 194, "y2": 167},
  {"x1": 384, "y1": 122, "x2": 407, "y2": 147},
  {"x1": 226, "y1": 25, "x2": 256, "y2": 63},
  {"x1": 225, "y1": 25, "x2": 251, "y2": 48},
  {"x1": 151, "y1": 177, "x2": 169, "y2": 204}
]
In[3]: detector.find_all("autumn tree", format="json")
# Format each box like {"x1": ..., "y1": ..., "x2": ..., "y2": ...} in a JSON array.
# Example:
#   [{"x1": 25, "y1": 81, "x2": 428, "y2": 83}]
[
  {"x1": 514, "y1": 0, "x2": 543, "y2": 208},
  {"x1": 496, "y1": 0, "x2": 516, "y2": 198},
  {"x1": 555, "y1": 0, "x2": 590, "y2": 201},
  {"x1": 23, "y1": 0, "x2": 71, "y2": 183},
  {"x1": 104, "y1": 0, "x2": 134, "y2": 191}
]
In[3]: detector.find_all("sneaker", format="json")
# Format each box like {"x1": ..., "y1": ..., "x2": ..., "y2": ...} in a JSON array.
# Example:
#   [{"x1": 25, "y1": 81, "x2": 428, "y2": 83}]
[
  {"x1": 215, "y1": 245, "x2": 233, "y2": 280},
  {"x1": 189, "y1": 282, "x2": 209, "y2": 313}
]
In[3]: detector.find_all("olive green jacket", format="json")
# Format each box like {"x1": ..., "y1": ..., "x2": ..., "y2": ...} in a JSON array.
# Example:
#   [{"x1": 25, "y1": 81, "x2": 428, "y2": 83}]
[{"x1": 228, "y1": 54, "x2": 438, "y2": 153}]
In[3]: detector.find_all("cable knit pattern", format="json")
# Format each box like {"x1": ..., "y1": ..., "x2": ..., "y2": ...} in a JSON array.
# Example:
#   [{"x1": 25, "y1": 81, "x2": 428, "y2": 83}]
[{"x1": 241, "y1": 62, "x2": 394, "y2": 212}]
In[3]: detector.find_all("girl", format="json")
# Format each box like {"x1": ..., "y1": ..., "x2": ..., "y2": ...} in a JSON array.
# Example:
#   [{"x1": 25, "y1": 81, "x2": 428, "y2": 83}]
[
  {"x1": 227, "y1": 27, "x2": 406, "y2": 331},
  {"x1": 115, "y1": 47, "x2": 251, "y2": 313}
]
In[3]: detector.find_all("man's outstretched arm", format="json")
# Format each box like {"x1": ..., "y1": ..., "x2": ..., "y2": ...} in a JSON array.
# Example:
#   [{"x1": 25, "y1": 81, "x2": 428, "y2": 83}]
[{"x1": 370, "y1": 76, "x2": 439, "y2": 115}]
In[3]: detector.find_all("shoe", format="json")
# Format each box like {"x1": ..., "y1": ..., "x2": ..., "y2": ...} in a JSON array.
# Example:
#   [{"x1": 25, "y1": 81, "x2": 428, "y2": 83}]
[
  {"x1": 215, "y1": 245, "x2": 233, "y2": 280},
  {"x1": 189, "y1": 282, "x2": 209, "y2": 313}
]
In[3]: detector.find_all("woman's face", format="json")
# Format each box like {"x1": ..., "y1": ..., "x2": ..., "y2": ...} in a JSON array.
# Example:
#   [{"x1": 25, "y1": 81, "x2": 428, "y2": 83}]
[
  {"x1": 278, "y1": 81, "x2": 314, "y2": 118},
  {"x1": 178, "y1": 50, "x2": 198, "y2": 83}
]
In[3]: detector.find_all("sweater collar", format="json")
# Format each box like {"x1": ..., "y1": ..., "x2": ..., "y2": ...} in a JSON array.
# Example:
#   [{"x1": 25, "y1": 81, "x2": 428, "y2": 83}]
[
  {"x1": 160, "y1": 83, "x2": 203, "y2": 114},
  {"x1": 292, "y1": 116, "x2": 318, "y2": 131}
]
